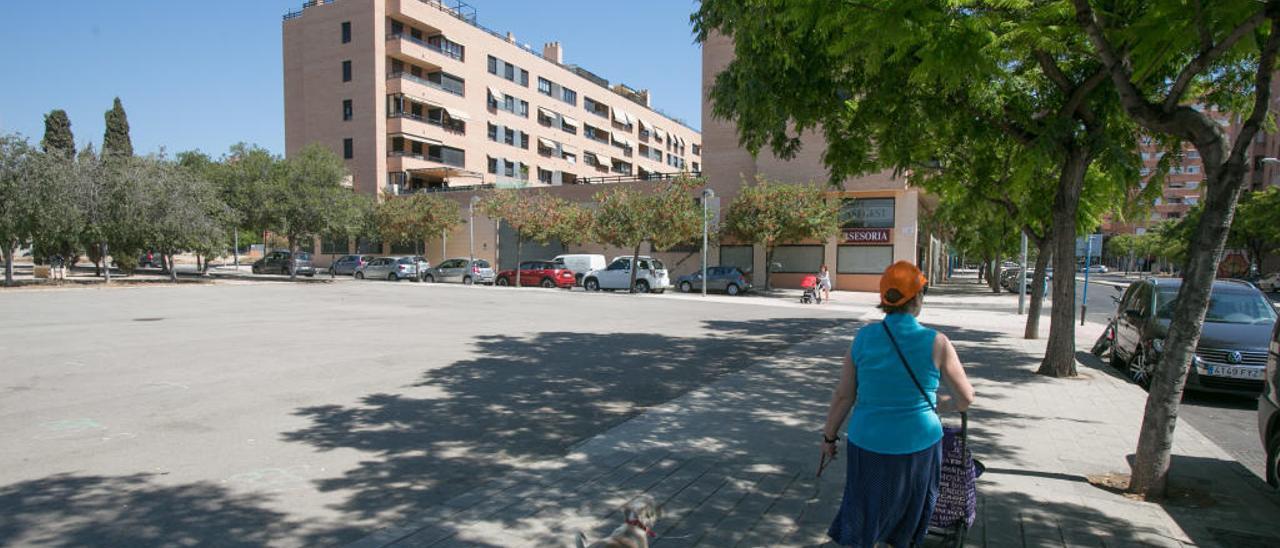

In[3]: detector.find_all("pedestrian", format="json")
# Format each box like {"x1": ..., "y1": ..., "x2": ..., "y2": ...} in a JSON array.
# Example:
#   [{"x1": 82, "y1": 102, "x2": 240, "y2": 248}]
[
  {"x1": 819, "y1": 260, "x2": 976, "y2": 547},
  {"x1": 50, "y1": 254, "x2": 65, "y2": 281},
  {"x1": 817, "y1": 264, "x2": 832, "y2": 303}
]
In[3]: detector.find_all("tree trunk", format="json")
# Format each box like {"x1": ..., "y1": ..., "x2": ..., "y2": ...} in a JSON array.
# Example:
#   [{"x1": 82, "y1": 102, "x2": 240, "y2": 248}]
[
  {"x1": 2, "y1": 242, "x2": 14, "y2": 286},
  {"x1": 1037, "y1": 147, "x2": 1089, "y2": 378},
  {"x1": 101, "y1": 242, "x2": 111, "y2": 284},
  {"x1": 1025, "y1": 236, "x2": 1052, "y2": 339},
  {"x1": 991, "y1": 253, "x2": 1003, "y2": 293},
  {"x1": 288, "y1": 237, "x2": 298, "y2": 280},
  {"x1": 628, "y1": 244, "x2": 642, "y2": 293},
  {"x1": 1130, "y1": 152, "x2": 1248, "y2": 498},
  {"x1": 168, "y1": 253, "x2": 178, "y2": 282},
  {"x1": 764, "y1": 244, "x2": 775, "y2": 291}
]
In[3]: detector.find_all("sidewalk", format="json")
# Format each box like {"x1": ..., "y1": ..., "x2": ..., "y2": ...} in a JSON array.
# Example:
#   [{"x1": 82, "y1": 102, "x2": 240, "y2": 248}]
[{"x1": 353, "y1": 277, "x2": 1280, "y2": 547}]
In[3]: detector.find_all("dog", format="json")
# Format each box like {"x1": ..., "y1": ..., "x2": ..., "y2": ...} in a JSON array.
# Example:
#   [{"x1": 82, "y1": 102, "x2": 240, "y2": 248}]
[{"x1": 575, "y1": 494, "x2": 662, "y2": 548}]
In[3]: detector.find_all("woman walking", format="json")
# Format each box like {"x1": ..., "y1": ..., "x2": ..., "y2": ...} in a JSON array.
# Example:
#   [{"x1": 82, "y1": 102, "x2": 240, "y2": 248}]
[
  {"x1": 817, "y1": 264, "x2": 833, "y2": 303},
  {"x1": 820, "y1": 261, "x2": 975, "y2": 547}
]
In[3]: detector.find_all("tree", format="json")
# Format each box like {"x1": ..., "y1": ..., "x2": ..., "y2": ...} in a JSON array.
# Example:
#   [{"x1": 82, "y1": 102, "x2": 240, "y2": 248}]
[
  {"x1": 694, "y1": 0, "x2": 1141, "y2": 377},
  {"x1": 376, "y1": 193, "x2": 463, "y2": 262},
  {"x1": 102, "y1": 98, "x2": 133, "y2": 159},
  {"x1": 1068, "y1": 0, "x2": 1280, "y2": 497},
  {"x1": 218, "y1": 143, "x2": 284, "y2": 267},
  {"x1": 269, "y1": 144, "x2": 365, "y2": 280},
  {"x1": 480, "y1": 190, "x2": 587, "y2": 287},
  {"x1": 0, "y1": 135, "x2": 40, "y2": 285},
  {"x1": 1229, "y1": 187, "x2": 1280, "y2": 273},
  {"x1": 144, "y1": 157, "x2": 230, "y2": 282},
  {"x1": 593, "y1": 176, "x2": 704, "y2": 292},
  {"x1": 41, "y1": 110, "x2": 75, "y2": 160},
  {"x1": 721, "y1": 177, "x2": 840, "y2": 290}
]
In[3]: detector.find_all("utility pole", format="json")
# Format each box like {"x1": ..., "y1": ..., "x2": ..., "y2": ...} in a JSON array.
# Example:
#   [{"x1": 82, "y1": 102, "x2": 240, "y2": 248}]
[
  {"x1": 469, "y1": 195, "x2": 481, "y2": 260},
  {"x1": 1018, "y1": 232, "x2": 1028, "y2": 315},
  {"x1": 701, "y1": 188, "x2": 715, "y2": 297},
  {"x1": 1080, "y1": 234, "x2": 1095, "y2": 326}
]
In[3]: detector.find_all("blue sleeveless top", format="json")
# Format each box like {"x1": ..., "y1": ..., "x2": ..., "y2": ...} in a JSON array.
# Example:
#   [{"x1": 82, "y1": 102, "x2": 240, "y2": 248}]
[{"x1": 846, "y1": 313, "x2": 942, "y2": 454}]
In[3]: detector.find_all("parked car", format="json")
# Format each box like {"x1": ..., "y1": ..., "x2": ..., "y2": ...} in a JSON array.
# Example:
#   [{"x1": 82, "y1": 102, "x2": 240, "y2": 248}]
[
  {"x1": 1080, "y1": 264, "x2": 1110, "y2": 274},
  {"x1": 582, "y1": 256, "x2": 670, "y2": 293},
  {"x1": 1258, "y1": 320, "x2": 1280, "y2": 486},
  {"x1": 410, "y1": 256, "x2": 431, "y2": 281},
  {"x1": 423, "y1": 258, "x2": 495, "y2": 285},
  {"x1": 355, "y1": 256, "x2": 418, "y2": 281},
  {"x1": 496, "y1": 260, "x2": 576, "y2": 288},
  {"x1": 553, "y1": 254, "x2": 607, "y2": 285},
  {"x1": 998, "y1": 268, "x2": 1023, "y2": 290},
  {"x1": 329, "y1": 254, "x2": 372, "y2": 276},
  {"x1": 1110, "y1": 278, "x2": 1276, "y2": 394},
  {"x1": 139, "y1": 251, "x2": 163, "y2": 269},
  {"x1": 252, "y1": 251, "x2": 316, "y2": 277},
  {"x1": 675, "y1": 266, "x2": 752, "y2": 295},
  {"x1": 1259, "y1": 272, "x2": 1280, "y2": 293}
]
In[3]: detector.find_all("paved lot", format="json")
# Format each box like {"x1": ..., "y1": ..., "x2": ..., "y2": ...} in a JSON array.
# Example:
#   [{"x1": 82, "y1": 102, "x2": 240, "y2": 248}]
[{"x1": 0, "y1": 281, "x2": 851, "y2": 547}]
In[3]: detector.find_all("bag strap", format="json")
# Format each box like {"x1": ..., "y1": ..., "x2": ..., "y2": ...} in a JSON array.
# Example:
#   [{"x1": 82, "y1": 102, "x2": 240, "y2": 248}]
[{"x1": 882, "y1": 322, "x2": 937, "y2": 415}]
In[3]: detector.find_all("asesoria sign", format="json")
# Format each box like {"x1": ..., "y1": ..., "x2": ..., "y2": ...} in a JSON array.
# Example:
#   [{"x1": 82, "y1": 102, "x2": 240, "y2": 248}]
[{"x1": 842, "y1": 228, "x2": 892, "y2": 244}]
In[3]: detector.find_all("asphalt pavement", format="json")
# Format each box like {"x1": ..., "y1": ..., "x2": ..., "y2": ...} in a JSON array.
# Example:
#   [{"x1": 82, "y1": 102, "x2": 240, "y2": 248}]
[{"x1": 0, "y1": 281, "x2": 852, "y2": 547}]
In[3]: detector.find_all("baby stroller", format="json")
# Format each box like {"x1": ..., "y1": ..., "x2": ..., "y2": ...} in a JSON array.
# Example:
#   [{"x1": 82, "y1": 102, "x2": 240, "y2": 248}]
[
  {"x1": 928, "y1": 412, "x2": 984, "y2": 547},
  {"x1": 800, "y1": 275, "x2": 822, "y2": 304}
]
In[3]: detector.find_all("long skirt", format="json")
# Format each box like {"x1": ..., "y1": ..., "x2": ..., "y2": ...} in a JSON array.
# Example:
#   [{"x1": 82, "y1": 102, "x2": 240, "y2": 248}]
[{"x1": 826, "y1": 440, "x2": 942, "y2": 547}]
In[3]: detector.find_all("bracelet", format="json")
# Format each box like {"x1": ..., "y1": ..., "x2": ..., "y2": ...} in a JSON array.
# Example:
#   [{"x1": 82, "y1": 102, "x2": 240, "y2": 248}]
[{"x1": 822, "y1": 433, "x2": 839, "y2": 444}]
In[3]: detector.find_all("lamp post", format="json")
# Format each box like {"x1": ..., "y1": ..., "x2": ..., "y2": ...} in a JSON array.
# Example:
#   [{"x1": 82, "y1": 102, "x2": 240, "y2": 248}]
[
  {"x1": 469, "y1": 195, "x2": 481, "y2": 260},
  {"x1": 701, "y1": 188, "x2": 715, "y2": 297}
]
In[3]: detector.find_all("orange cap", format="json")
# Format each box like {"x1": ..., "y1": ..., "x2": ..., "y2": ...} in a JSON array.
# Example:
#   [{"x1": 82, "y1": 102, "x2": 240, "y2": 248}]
[{"x1": 879, "y1": 261, "x2": 927, "y2": 306}]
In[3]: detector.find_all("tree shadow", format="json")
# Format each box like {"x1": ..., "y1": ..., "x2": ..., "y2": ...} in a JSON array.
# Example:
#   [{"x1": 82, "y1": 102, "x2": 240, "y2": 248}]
[{"x1": 0, "y1": 473, "x2": 301, "y2": 547}]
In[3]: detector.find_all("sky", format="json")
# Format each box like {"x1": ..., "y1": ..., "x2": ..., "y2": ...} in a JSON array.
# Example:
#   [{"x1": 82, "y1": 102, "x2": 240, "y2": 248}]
[{"x1": 0, "y1": 0, "x2": 703, "y2": 157}]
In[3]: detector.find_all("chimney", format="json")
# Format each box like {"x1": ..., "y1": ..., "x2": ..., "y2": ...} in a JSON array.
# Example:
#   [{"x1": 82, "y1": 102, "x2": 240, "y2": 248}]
[
  {"x1": 506, "y1": 31, "x2": 516, "y2": 43},
  {"x1": 638, "y1": 89, "x2": 651, "y2": 108},
  {"x1": 543, "y1": 42, "x2": 563, "y2": 64}
]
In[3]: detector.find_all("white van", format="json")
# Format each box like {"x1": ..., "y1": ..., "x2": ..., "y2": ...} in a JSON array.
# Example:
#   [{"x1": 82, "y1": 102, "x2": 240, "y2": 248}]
[{"x1": 553, "y1": 254, "x2": 607, "y2": 286}]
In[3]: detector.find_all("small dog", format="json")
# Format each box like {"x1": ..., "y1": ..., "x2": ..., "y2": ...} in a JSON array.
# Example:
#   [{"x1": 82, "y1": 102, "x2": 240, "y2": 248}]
[{"x1": 575, "y1": 495, "x2": 663, "y2": 548}]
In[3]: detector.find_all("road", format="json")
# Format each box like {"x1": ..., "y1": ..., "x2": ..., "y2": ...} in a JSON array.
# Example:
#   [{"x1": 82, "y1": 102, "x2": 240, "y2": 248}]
[{"x1": 0, "y1": 281, "x2": 852, "y2": 547}]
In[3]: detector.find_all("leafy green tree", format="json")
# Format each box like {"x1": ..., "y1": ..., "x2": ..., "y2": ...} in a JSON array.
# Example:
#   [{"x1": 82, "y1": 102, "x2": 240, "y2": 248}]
[
  {"x1": 102, "y1": 98, "x2": 133, "y2": 159},
  {"x1": 1068, "y1": 0, "x2": 1280, "y2": 497},
  {"x1": 1229, "y1": 187, "x2": 1280, "y2": 273},
  {"x1": 41, "y1": 110, "x2": 75, "y2": 160},
  {"x1": 593, "y1": 176, "x2": 704, "y2": 292},
  {"x1": 218, "y1": 143, "x2": 284, "y2": 267},
  {"x1": 269, "y1": 144, "x2": 364, "y2": 280},
  {"x1": 0, "y1": 135, "x2": 45, "y2": 285},
  {"x1": 144, "y1": 157, "x2": 231, "y2": 281},
  {"x1": 376, "y1": 192, "x2": 463, "y2": 261},
  {"x1": 721, "y1": 177, "x2": 840, "y2": 290},
  {"x1": 480, "y1": 190, "x2": 587, "y2": 287}
]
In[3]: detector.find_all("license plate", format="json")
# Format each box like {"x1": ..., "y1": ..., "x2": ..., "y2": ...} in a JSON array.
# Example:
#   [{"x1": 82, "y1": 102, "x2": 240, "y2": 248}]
[{"x1": 1205, "y1": 365, "x2": 1264, "y2": 380}]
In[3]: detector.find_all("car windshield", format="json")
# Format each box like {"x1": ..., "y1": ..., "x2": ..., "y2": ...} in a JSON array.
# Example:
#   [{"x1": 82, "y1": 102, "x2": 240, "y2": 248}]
[
  {"x1": 296, "y1": 252, "x2": 311, "y2": 261},
  {"x1": 474, "y1": 260, "x2": 490, "y2": 269},
  {"x1": 1157, "y1": 287, "x2": 1277, "y2": 324},
  {"x1": 397, "y1": 257, "x2": 414, "y2": 264},
  {"x1": 652, "y1": 259, "x2": 665, "y2": 271}
]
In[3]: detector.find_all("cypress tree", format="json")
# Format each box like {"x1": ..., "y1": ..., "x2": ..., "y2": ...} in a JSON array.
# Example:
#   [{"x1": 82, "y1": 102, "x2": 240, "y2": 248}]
[
  {"x1": 102, "y1": 97, "x2": 133, "y2": 159},
  {"x1": 41, "y1": 110, "x2": 75, "y2": 159}
]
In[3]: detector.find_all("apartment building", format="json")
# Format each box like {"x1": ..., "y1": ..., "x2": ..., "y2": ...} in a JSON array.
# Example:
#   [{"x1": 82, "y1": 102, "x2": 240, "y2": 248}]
[
  {"x1": 283, "y1": 0, "x2": 702, "y2": 198},
  {"x1": 700, "y1": 32, "x2": 943, "y2": 292}
]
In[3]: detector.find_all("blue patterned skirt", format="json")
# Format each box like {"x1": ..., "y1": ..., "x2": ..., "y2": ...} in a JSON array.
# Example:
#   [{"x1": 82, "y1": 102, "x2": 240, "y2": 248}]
[{"x1": 826, "y1": 440, "x2": 942, "y2": 547}]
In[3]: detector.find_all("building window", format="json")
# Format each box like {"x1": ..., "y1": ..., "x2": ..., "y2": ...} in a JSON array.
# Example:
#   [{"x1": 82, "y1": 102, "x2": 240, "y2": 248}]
[
  {"x1": 840, "y1": 198, "x2": 895, "y2": 228},
  {"x1": 837, "y1": 246, "x2": 894, "y2": 274},
  {"x1": 487, "y1": 156, "x2": 498, "y2": 174},
  {"x1": 342, "y1": 60, "x2": 352, "y2": 82},
  {"x1": 488, "y1": 55, "x2": 528, "y2": 86},
  {"x1": 538, "y1": 167, "x2": 553, "y2": 185},
  {"x1": 771, "y1": 245, "x2": 824, "y2": 273},
  {"x1": 585, "y1": 124, "x2": 608, "y2": 143},
  {"x1": 321, "y1": 234, "x2": 348, "y2": 255},
  {"x1": 538, "y1": 77, "x2": 553, "y2": 96},
  {"x1": 487, "y1": 56, "x2": 498, "y2": 74},
  {"x1": 584, "y1": 97, "x2": 609, "y2": 117},
  {"x1": 561, "y1": 87, "x2": 577, "y2": 105},
  {"x1": 692, "y1": 144, "x2": 701, "y2": 156},
  {"x1": 488, "y1": 123, "x2": 499, "y2": 142},
  {"x1": 343, "y1": 138, "x2": 354, "y2": 159},
  {"x1": 341, "y1": 21, "x2": 351, "y2": 43},
  {"x1": 611, "y1": 159, "x2": 632, "y2": 175},
  {"x1": 720, "y1": 245, "x2": 754, "y2": 273},
  {"x1": 426, "y1": 71, "x2": 465, "y2": 96},
  {"x1": 342, "y1": 99, "x2": 353, "y2": 121},
  {"x1": 428, "y1": 145, "x2": 465, "y2": 167}
]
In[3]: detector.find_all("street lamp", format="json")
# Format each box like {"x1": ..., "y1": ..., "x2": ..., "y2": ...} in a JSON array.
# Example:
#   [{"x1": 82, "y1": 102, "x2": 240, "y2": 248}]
[
  {"x1": 701, "y1": 188, "x2": 715, "y2": 297},
  {"x1": 469, "y1": 195, "x2": 481, "y2": 260}
]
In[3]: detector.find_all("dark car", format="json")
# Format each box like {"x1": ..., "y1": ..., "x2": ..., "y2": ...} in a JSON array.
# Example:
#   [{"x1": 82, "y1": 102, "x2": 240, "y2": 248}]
[
  {"x1": 675, "y1": 266, "x2": 753, "y2": 295},
  {"x1": 139, "y1": 251, "x2": 163, "y2": 269},
  {"x1": 495, "y1": 260, "x2": 576, "y2": 288},
  {"x1": 1111, "y1": 278, "x2": 1276, "y2": 394},
  {"x1": 252, "y1": 251, "x2": 316, "y2": 277},
  {"x1": 1258, "y1": 320, "x2": 1280, "y2": 486},
  {"x1": 329, "y1": 254, "x2": 372, "y2": 276}
]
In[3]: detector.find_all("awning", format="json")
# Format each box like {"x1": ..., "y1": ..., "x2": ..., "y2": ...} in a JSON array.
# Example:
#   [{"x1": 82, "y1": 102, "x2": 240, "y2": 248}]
[
  {"x1": 610, "y1": 130, "x2": 626, "y2": 142},
  {"x1": 538, "y1": 137, "x2": 557, "y2": 148},
  {"x1": 444, "y1": 106, "x2": 471, "y2": 121},
  {"x1": 653, "y1": 127, "x2": 667, "y2": 141},
  {"x1": 538, "y1": 106, "x2": 556, "y2": 118},
  {"x1": 613, "y1": 109, "x2": 633, "y2": 125},
  {"x1": 406, "y1": 166, "x2": 484, "y2": 179},
  {"x1": 560, "y1": 143, "x2": 578, "y2": 154},
  {"x1": 389, "y1": 132, "x2": 443, "y2": 145},
  {"x1": 486, "y1": 86, "x2": 501, "y2": 98},
  {"x1": 638, "y1": 119, "x2": 650, "y2": 131},
  {"x1": 560, "y1": 114, "x2": 580, "y2": 127}
]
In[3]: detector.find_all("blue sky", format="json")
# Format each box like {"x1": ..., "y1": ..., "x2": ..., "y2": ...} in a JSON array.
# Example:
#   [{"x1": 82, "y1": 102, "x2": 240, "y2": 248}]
[{"x1": 0, "y1": 1, "x2": 702, "y2": 157}]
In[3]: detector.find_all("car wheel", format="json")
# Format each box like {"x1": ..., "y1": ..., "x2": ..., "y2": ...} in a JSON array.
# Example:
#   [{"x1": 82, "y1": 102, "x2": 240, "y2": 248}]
[
  {"x1": 680, "y1": 281, "x2": 692, "y2": 293},
  {"x1": 388, "y1": 273, "x2": 398, "y2": 282},
  {"x1": 252, "y1": 266, "x2": 260, "y2": 274},
  {"x1": 1129, "y1": 351, "x2": 1152, "y2": 388},
  {"x1": 1267, "y1": 431, "x2": 1280, "y2": 488},
  {"x1": 355, "y1": 272, "x2": 364, "y2": 279},
  {"x1": 634, "y1": 280, "x2": 650, "y2": 294},
  {"x1": 726, "y1": 283, "x2": 741, "y2": 296},
  {"x1": 305, "y1": 273, "x2": 314, "y2": 278},
  {"x1": 463, "y1": 276, "x2": 473, "y2": 285},
  {"x1": 496, "y1": 277, "x2": 509, "y2": 286},
  {"x1": 328, "y1": 267, "x2": 335, "y2": 276},
  {"x1": 540, "y1": 278, "x2": 556, "y2": 288},
  {"x1": 424, "y1": 274, "x2": 434, "y2": 283},
  {"x1": 584, "y1": 278, "x2": 600, "y2": 292}
]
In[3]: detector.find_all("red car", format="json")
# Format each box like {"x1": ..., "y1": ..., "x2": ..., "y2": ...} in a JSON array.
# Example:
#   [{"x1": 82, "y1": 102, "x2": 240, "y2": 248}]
[{"x1": 495, "y1": 260, "x2": 576, "y2": 288}]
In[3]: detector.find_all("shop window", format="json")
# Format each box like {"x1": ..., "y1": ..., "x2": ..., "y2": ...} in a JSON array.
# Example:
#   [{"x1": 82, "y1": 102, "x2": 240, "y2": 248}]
[
  {"x1": 770, "y1": 245, "x2": 824, "y2": 273},
  {"x1": 837, "y1": 246, "x2": 894, "y2": 274},
  {"x1": 720, "y1": 245, "x2": 754, "y2": 273},
  {"x1": 840, "y1": 197, "x2": 895, "y2": 228}
]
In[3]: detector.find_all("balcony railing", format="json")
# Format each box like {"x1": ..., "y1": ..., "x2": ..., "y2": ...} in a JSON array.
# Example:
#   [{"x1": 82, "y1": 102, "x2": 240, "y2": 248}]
[
  {"x1": 388, "y1": 150, "x2": 466, "y2": 168},
  {"x1": 389, "y1": 112, "x2": 465, "y2": 135},
  {"x1": 387, "y1": 72, "x2": 464, "y2": 97},
  {"x1": 387, "y1": 33, "x2": 463, "y2": 61}
]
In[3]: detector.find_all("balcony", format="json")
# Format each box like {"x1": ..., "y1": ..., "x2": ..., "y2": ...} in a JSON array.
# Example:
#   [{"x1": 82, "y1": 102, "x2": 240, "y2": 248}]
[
  {"x1": 388, "y1": 113, "x2": 465, "y2": 142},
  {"x1": 387, "y1": 71, "x2": 463, "y2": 98},
  {"x1": 387, "y1": 150, "x2": 466, "y2": 170},
  {"x1": 386, "y1": 33, "x2": 463, "y2": 67}
]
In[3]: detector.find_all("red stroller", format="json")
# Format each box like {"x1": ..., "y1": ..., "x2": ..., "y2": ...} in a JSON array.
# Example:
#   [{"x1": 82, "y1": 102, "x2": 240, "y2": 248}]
[{"x1": 800, "y1": 275, "x2": 821, "y2": 304}]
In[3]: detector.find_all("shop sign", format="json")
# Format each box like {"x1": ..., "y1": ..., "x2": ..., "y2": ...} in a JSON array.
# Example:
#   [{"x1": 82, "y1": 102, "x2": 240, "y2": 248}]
[{"x1": 842, "y1": 228, "x2": 892, "y2": 244}]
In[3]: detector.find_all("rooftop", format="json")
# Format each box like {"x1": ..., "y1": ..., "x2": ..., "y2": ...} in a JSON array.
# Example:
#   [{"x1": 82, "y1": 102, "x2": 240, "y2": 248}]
[{"x1": 283, "y1": 0, "x2": 697, "y2": 131}]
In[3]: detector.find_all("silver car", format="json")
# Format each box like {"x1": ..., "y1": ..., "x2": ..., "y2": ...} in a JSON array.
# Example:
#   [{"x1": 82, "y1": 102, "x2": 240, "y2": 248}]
[
  {"x1": 355, "y1": 256, "x2": 418, "y2": 281},
  {"x1": 423, "y1": 258, "x2": 495, "y2": 285}
]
